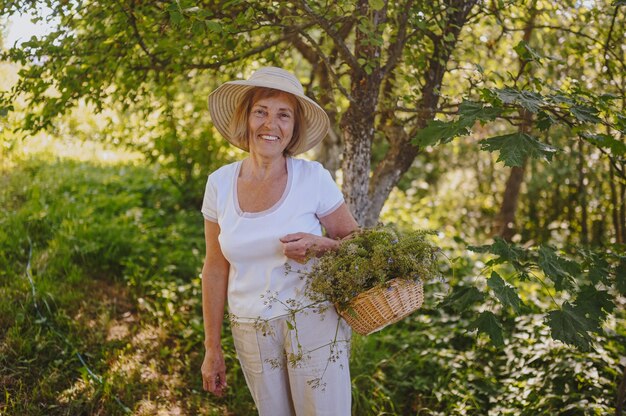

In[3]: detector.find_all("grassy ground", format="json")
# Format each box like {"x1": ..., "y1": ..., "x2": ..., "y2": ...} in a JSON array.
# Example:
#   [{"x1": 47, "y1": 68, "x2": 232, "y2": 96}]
[
  {"x1": 0, "y1": 154, "x2": 249, "y2": 415},
  {"x1": 1, "y1": 149, "x2": 624, "y2": 415}
]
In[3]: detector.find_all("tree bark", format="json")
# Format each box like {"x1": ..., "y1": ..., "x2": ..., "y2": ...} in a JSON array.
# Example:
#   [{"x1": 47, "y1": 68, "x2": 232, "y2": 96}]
[
  {"x1": 341, "y1": 104, "x2": 376, "y2": 223},
  {"x1": 619, "y1": 182, "x2": 626, "y2": 243},
  {"x1": 577, "y1": 140, "x2": 589, "y2": 245},
  {"x1": 617, "y1": 364, "x2": 626, "y2": 416},
  {"x1": 610, "y1": 158, "x2": 623, "y2": 244},
  {"x1": 494, "y1": 164, "x2": 527, "y2": 240},
  {"x1": 338, "y1": 0, "x2": 386, "y2": 225}
]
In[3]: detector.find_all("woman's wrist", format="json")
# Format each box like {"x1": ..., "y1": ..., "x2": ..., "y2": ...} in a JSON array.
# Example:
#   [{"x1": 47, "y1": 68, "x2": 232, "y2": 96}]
[
  {"x1": 311, "y1": 235, "x2": 340, "y2": 255},
  {"x1": 204, "y1": 339, "x2": 222, "y2": 350}
]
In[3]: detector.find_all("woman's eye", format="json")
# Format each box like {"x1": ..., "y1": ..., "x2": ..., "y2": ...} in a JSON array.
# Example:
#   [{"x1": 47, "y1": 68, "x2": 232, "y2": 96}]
[
  {"x1": 280, "y1": 113, "x2": 291, "y2": 119},
  {"x1": 253, "y1": 109, "x2": 266, "y2": 116}
]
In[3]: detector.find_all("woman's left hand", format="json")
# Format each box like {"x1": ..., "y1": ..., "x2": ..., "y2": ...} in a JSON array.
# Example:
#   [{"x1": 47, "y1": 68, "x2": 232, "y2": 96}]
[{"x1": 280, "y1": 232, "x2": 321, "y2": 263}]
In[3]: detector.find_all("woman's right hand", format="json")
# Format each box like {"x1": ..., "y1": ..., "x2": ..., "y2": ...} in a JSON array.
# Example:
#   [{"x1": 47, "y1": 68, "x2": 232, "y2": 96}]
[{"x1": 201, "y1": 347, "x2": 227, "y2": 396}]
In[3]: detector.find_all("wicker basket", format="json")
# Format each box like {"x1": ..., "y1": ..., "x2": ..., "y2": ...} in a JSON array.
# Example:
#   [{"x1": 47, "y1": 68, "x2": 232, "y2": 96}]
[{"x1": 337, "y1": 278, "x2": 424, "y2": 336}]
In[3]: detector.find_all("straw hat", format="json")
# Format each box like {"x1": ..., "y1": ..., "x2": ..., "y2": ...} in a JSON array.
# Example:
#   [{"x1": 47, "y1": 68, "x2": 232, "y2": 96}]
[{"x1": 208, "y1": 67, "x2": 330, "y2": 155}]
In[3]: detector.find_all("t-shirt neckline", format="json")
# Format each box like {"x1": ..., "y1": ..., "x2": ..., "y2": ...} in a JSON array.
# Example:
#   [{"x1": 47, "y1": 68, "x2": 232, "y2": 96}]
[{"x1": 233, "y1": 157, "x2": 293, "y2": 218}]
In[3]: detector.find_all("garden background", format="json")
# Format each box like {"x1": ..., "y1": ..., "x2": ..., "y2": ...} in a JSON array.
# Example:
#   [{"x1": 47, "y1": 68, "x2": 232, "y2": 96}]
[{"x1": 1, "y1": 1, "x2": 625, "y2": 415}]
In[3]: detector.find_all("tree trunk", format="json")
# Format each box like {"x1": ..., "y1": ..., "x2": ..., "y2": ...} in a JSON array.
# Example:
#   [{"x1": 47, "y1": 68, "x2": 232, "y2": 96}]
[
  {"x1": 617, "y1": 364, "x2": 626, "y2": 416},
  {"x1": 578, "y1": 140, "x2": 589, "y2": 245},
  {"x1": 526, "y1": 159, "x2": 538, "y2": 241},
  {"x1": 619, "y1": 182, "x2": 626, "y2": 243},
  {"x1": 494, "y1": 164, "x2": 527, "y2": 240},
  {"x1": 341, "y1": 103, "x2": 375, "y2": 224},
  {"x1": 364, "y1": 128, "x2": 420, "y2": 226},
  {"x1": 338, "y1": 0, "x2": 387, "y2": 225},
  {"x1": 566, "y1": 181, "x2": 578, "y2": 247},
  {"x1": 610, "y1": 162, "x2": 623, "y2": 243}
]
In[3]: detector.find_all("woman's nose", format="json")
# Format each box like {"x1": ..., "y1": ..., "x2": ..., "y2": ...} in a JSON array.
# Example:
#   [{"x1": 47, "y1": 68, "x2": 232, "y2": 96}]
[{"x1": 264, "y1": 115, "x2": 277, "y2": 128}]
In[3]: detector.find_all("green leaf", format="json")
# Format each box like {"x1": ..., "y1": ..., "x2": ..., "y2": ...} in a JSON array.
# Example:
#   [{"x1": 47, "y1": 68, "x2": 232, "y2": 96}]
[
  {"x1": 368, "y1": 0, "x2": 385, "y2": 11},
  {"x1": 480, "y1": 132, "x2": 558, "y2": 167},
  {"x1": 495, "y1": 88, "x2": 545, "y2": 113},
  {"x1": 575, "y1": 285, "x2": 615, "y2": 324},
  {"x1": 458, "y1": 100, "x2": 501, "y2": 121},
  {"x1": 536, "y1": 111, "x2": 555, "y2": 131},
  {"x1": 412, "y1": 120, "x2": 470, "y2": 147},
  {"x1": 469, "y1": 311, "x2": 504, "y2": 347},
  {"x1": 205, "y1": 20, "x2": 222, "y2": 33},
  {"x1": 617, "y1": 114, "x2": 626, "y2": 134},
  {"x1": 584, "y1": 251, "x2": 611, "y2": 284},
  {"x1": 513, "y1": 40, "x2": 543, "y2": 62},
  {"x1": 192, "y1": 20, "x2": 205, "y2": 35},
  {"x1": 547, "y1": 302, "x2": 595, "y2": 351},
  {"x1": 169, "y1": 10, "x2": 183, "y2": 25},
  {"x1": 580, "y1": 132, "x2": 626, "y2": 156},
  {"x1": 0, "y1": 106, "x2": 12, "y2": 117},
  {"x1": 599, "y1": 93, "x2": 620, "y2": 101},
  {"x1": 550, "y1": 94, "x2": 575, "y2": 106},
  {"x1": 468, "y1": 237, "x2": 528, "y2": 267},
  {"x1": 570, "y1": 104, "x2": 602, "y2": 124},
  {"x1": 538, "y1": 245, "x2": 579, "y2": 290},
  {"x1": 487, "y1": 271, "x2": 523, "y2": 313},
  {"x1": 440, "y1": 286, "x2": 485, "y2": 313}
]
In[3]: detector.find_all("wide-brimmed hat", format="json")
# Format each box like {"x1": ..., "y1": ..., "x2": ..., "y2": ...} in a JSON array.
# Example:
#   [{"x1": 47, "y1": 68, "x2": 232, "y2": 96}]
[{"x1": 207, "y1": 67, "x2": 330, "y2": 155}]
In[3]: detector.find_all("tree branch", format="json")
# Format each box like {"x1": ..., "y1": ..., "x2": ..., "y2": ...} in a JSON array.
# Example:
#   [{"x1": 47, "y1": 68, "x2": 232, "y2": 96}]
[
  {"x1": 364, "y1": 0, "x2": 480, "y2": 225},
  {"x1": 525, "y1": 24, "x2": 626, "y2": 71},
  {"x1": 131, "y1": 30, "x2": 300, "y2": 71},
  {"x1": 296, "y1": 0, "x2": 362, "y2": 73},
  {"x1": 295, "y1": 31, "x2": 356, "y2": 103},
  {"x1": 118, "y1": 0, "x2": 167, "y2": 69},
  {"x1": 382, "y1": 0, "x2": 414, "y2": 77},
  {"x1": 603, "y1": 6, "x2": 620, "y2": 79}
]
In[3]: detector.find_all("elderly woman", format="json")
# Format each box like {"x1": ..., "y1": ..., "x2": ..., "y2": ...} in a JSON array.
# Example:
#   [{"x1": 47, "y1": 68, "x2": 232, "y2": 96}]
[{"x1": 200, "y1": 67, "x2": 358, "y2": 415}]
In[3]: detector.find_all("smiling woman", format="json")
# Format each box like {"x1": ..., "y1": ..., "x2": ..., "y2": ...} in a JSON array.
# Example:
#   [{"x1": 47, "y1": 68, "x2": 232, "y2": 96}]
[{"x1": 199, "y1": 66, "x2": 359, "y2": 415}]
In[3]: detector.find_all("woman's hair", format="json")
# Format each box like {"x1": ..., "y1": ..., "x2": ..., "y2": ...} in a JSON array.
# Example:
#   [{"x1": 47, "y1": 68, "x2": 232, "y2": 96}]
[{"x1": 229, "y1": 87, "x2": 306, "y2": 156}]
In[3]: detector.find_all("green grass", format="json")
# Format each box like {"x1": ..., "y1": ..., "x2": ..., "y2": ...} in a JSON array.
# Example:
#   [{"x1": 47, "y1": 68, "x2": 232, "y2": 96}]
[
  {"x1": 1, "y1": 153, "x2": 624, "y2": 415},
  {"x1": 0, "y1": 156, "x2": 246, "y2": 415}
]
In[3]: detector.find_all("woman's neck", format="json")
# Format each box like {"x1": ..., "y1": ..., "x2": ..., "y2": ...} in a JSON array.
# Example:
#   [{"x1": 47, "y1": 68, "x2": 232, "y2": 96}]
[{"x1": 241, "y1": 154, "x2": 288, "y2": 181}]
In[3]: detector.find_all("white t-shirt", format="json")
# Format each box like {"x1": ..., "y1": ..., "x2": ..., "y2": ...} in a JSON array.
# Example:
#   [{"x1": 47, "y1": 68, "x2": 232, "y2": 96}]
[{"x1": 201, "y1": 157, "x2": 344, "y2": 321}]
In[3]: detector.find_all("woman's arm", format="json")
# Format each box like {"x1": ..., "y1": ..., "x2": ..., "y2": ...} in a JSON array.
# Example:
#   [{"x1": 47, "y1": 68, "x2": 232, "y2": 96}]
[
  {"x1": 200, "y1": 219, "x2": 230, "y2": 396},
  {"x1": 280, "y1": 203, "x2": 359, "y2": 262}
]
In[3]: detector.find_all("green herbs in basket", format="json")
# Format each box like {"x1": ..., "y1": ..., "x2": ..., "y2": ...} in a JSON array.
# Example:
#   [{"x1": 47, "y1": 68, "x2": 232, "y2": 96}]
[{"x1": 304, "y1": 225, "x2": 441, "y2": 310}]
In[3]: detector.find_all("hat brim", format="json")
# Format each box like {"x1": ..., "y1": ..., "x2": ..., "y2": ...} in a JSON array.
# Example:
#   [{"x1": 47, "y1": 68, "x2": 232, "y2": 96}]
[{"x1": 208, "y1": 79, "x2": 330, "y2": 155}]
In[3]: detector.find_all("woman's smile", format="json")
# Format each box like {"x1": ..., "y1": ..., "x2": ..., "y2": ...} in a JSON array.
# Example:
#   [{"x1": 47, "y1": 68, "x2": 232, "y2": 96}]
[{"x1": 259, "y1": 134, "x2": 280, "y2": 142}]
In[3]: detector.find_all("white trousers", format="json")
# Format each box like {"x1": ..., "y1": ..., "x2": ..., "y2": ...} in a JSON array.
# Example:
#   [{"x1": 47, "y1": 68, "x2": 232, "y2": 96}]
[{"x1": 231, "y1": 307, "x2": 352, "y2": 416}]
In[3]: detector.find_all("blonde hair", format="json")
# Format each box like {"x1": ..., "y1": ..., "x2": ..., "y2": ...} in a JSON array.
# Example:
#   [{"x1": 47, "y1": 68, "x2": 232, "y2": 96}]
[{"x1": 229, "y1": 87, "x2": 306, "y2": 156}]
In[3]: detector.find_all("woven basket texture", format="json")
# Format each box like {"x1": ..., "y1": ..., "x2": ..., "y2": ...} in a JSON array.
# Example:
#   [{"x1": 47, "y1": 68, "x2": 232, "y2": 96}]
[{"x1": 337, "y1": 278, "x2": 424, "y2": 336}]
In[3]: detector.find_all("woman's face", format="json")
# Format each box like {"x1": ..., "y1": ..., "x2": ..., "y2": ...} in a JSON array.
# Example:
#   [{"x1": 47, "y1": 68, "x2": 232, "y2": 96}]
[{"x1": 247, "y1": 92, "x2": 295, "y2": 158}]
